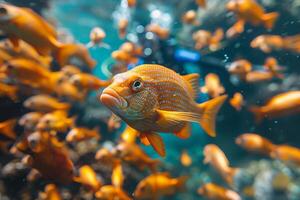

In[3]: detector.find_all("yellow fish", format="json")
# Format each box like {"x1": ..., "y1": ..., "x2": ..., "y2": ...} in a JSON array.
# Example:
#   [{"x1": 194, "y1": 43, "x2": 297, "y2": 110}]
[
  {"x1": 100, "y1": 64, "x2": 227, "y2": 156},
  {"x1": 24, "y1": 95, "x2": 70, "y2": 113},
  {"x1": 74, "y1": 165, "x2": 102, "y2": 192},
  {"x1": 39, "y1": 184, "x2": 62, "y2": 200}
]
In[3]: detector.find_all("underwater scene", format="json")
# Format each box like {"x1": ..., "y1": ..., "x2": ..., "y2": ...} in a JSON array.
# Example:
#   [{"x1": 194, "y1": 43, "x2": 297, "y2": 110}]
[{"x1": 0, "y1": 0, "x2": 300, "y2": 199}]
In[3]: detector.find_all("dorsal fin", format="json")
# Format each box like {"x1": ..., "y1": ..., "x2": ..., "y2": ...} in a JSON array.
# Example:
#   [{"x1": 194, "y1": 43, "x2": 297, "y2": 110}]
[{"x1": 182, "y1": 74, "x2": 200, "y2": 99}]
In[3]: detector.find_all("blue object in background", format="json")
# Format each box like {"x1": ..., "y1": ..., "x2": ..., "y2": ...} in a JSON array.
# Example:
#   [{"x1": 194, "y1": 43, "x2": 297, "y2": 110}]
[{"x1": 174, "y1": 48, "x2": 201, "y2": 63}]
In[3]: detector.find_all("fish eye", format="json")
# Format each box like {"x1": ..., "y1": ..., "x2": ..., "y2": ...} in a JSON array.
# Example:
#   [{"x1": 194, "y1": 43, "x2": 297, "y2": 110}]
[{"x1": 131, "y1": 79, "x2": 143, "y2": 92}]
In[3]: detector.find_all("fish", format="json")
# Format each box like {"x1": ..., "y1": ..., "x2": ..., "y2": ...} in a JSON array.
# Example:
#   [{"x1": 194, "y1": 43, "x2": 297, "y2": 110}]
[
  {"x1": 263, "y1": 57, "x2": 284, "y2": 79},
  {"x1": 270, "y1": 145, "x2": 300, "y2": 167},
  {"x1": 100, "y1": 64, "x2": 227, "y2": 156},
  {"x1": 201, "y1": 73, "x2": 225, "y2": 98},
  {"x1": 134, "y1": 172, "x2": 187, "y2": 199},
  {"x1": 193, "y1": 28, "x2": 224, "y2": 51},
  {"x1": 228, "y1": 59, "x2": 252, "y2": 76},
  {"x1": 0, "y1": 119, "x2": 17, "y2": 140},
  {"x1": 146, "y1": 24, "x2": 170, "y2": 39},
  {"x1": 249, "y1": 91, "x2": 300, "y2": 123},
  {"x1": 86, "y1": 27, "x2": 110, "y2": 49},
  {"x1": 229, "y1": 93, "x2": 244, "y2": 111},
  {"x1": 203, "y1": 144, "x2": 239, "y2": 185},
  {"x1": 19, "y1": 112, "x2": 44, "y2": 131},
  {"x1": 112, "y1": 50, "x2": 138, "y2": 65},
  {"x1": 127, "y1": 0, "x2": 136, "y2": 7},
  {"x1": 39, "y1": 184, "x2": 62, "y2": 200},
  {"x1": 198, "y1": 183, "x2": 241, "y2": 200},
  {"x1": 66, "y1": 127, "x2": 100, "y2": 142},
  {"x1": 54, "y1": 81, "x2": 86, "y2": 101},
  {"x1": 23, "y1": 95, "x2": 70, "y2": 113},
  {"x1": 182, "y1": 10, "x2": 199, "y2": 25},
  {"x1": 251, "y1": 34, "x2": 300, "y2": 54},
  {"x1": 120, "y1": 42, "x2": 143, "y2": 57},
  {"x1": 20, "y1": 131, "x2": 74, "y2": 184},
  {"x1": 69, "y1": 73, "x2": 110, "y2": 90},
  {"x1": 0, "y1": 82, "x2": 18, "y2": 101},
  {"x1": 95, "y1": 147, "x2": 118, "y2": 166},
  {"x1": 120, "y1": 126, "x2": 138, "y2": 144},
  {"x1": 180, "y1": 150, "x2": 192, "y2": 167},
  {"x1": 118, "y1": 18, "x2": 128, "y2": 39},
  {"x1": 107, "y1": 114, "x2": 122, "y2": 132},
  {"x1": 226, "y1": 0, "x2": 279, "y2": 37},
  {"x1": 235, "y1": 133, "x2": 276, "y2": 156},
  {"x1": 196, "y1": 0, "x2": 206, "y2": 8},
  {"x1": 74, "y1": 165, "x2": 102, "y2": 192}
]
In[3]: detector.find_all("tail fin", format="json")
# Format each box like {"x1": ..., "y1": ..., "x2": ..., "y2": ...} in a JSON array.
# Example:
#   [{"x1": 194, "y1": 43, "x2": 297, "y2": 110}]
[
  {"x1": 223, "y1": 167, "x2": 239, "y2": 186},
  {"x1": 249, "y1": 106, "x2": 264, "y2": 124},
  {"x1": 283, "y1": 35, "x2": 300, "y2": 53},
  {"x1": 262, "y1": 12, "x2": 279, "y2": 29},
  {"x1": 197, "y1": 95, "x2": 227, "y2": 137},
  {"x1": 175, "y1": 176, "x2": 188, "y2": 191}
]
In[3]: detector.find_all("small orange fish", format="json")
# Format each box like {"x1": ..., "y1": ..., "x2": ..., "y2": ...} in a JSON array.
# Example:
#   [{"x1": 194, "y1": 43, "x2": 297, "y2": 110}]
[
  {"x1": 236, "y1": 133, "x2": 276, "y2": 156},
  {"x1": 250, "y1": 91, "x2": 300, "y2": 123},
  {"x1": 127, "y1": 0, "x2": 136, "y2": 7},
  {"x1": 100, "y1": 64, "x2": 227, "y2": 156},
  {"x1": 180, "y1": 150, "x2": 192, "y2": 167},
  {"x1": 120, "y1": 126, "x2": 138, "y2": 144},
  {"x1": 201, "y1": 73, "x2": 225, "y2": 98},
  {"x1": 193, "y1": 28, "x2": 224, "y2": 51},
  {"x1": 54, "y1": 81, "x2": 86, "y2": 101},
  {"x1": 112, "y1": 50, "x2": 138, "y2": 65},
  {"x1": 40, "y1": 184, "x2": 62, "y2": 200},
  {"x1": 95, "y1": 147, "x2": 117, "y2": 166},
  {"x1": 182, "y1": 10, "x2": 199, "y2": 25},
  {"x1": 118, "y1": 18, "x2": 129, "y2": 39},
  {"x1": 0, "y1": 82, "x2": 18, "y2": 101},
  {"x1": 251, "y1": 34, "x2": 300, "y2": 54},
  {"x1": 228, "y1": 59, "x2": 252, "y2": 76},
  {"x1": 66, "y1": 127, "x2": 100, "y2": 142},
  {"x1": 264, "y1": 57, "x2": 284, "y2": 79},
  {"x1": 0, "y1": 119, "x2": 17, "y2": 140},
  {"x1": 21, "y1": 131, "x2": 74, "y2": 184},
  {"x1": 87, "y1": 27, "x2": 109, "y2": 48},
  {"x1": 70, "y1": 73, "x2": 110, "y2": 90},
  {"x1": 196, "y1": 0, "x2": 206, "y2": 8},
  {"x1": 270, "y1": 145, "x2": 300, "y2": 166},
  {"x1": 24, "y1": 95, "x2": 70, "y2": 113},
  {"x1": 226, "y1": 0, "x2": 279, "y2": 37},
  {"x1": 36, "y1": 111, "x2": 75, "y2": 132},
  {"x1": 120, "y1": 42, "x2": 143, "y2": 56},
  {"x1": 134, "y1": 172, "x2": 187, "y2": 199},
  {"x1": 74, "y1": 165, "x2": 102, "y2": 192},
  {"x1": 203, "y1": 144, "x2": 238, "y2": 185},
  {"x1": 229, "y1": 93, "x2": 244, "y2": 111},
  {"x1": 19, "y1": 112, "x2": 44, "y2": 131},
  {"x1": 198, "y1": 183, "x2": 241, "y2": 200},
  {"x1": 146, "y1": 24, "x2": 170, "y2": 39}
]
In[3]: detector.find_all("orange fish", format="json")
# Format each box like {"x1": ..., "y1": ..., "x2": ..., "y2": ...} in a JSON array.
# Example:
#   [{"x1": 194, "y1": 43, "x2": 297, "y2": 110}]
[
  {"x1": 198, "y1": 183, "x2": 241, "y2": 200},
  {"x1": 24, "y1": 95, "x2": 70, "y2": 113},
  {"x1": 196, "y1": 0, "x2": 206, "y2": 8},
  {"x1": 203, "y1": 144, "x2": 239, "y2": 185},
  {"x1": 95, "y1": 147, "x2": 118, "y2": 166},
  {"x1": 0, "y1": 119, "x2": 17, "y2": 140},
  {"x1": 100, "y1": 64, "x2": 227, "y2": 156},
  {"x1": 226, "y1": 0, "x2": 279, "y2": 37},
  {"x1": 182, "y1": 10, "x2": 199, "y2": 25},
  {"x1": 193, "y1": 28, "x2": 224, "y2": 51},
  {"x1": 270, "y1": 145, "x2": 300, "y2": 166},
  {"x1": 39, "y1": 184, "x2": 62, "y2": 200},
  {"x1": 112, "y1": 50, "x2": 138, "y2": 65},
  {"x1": 74, "y1": 165, "x2": 102, "y2": 192},
  {"x1": 107, "y1": 114, "x2": 122, "y2": 132},
  {"x1": 21, "y1": 131, "x2": 74, "y2": 184},
  {"x1": 36, "y1": 111, "x2": 75, "y2": 132},
  {"x1": 0, "y1": 82, "x2": 18, "y2": 101},
  {"x1": 87, "y1": 27, "x2": 109, "y2": 48},
  {"x1": 55, "y1": 81, "x2": 86, "y2": 101},
  {"x1": 180, "y1": 150, "x2": 192, "y2": 167},
  {"x1": 201, "y1": 73, "x2": 225, "y2": 98},
  {"x1": 228, "y1": 59, "x2": 252, "y2": 76},
  {"x1": 146, "y1": 23, "x2": 170, "y2": 39},
  {"x1": 134, "y1": 172, "x2": 187, "y2": 199},
  {"x1": 250, "y1": 91, "x2": 300, "y2": 123},
  {"x1": 236, "y1": 133, "x2": 276, "y2": 156},
  {"x1": 127, "y1": 0, "x2": 136, "y2": 7},
  {"x1": 229, "y1": 93, "x2": 244, "y2": 111},
  {"x1": 66, "y1": 127, "x2": 100, "y2": 142},
  {"x1": 118, "y1": 18, "x2": 128, "y2": 39},
  {"x1": 19, "y1": 112, "x2": 44, "y2": 131},
  {"x1": 120, "y1": 42, "x2": 143, "y2": 57},
  {"x1": 251, "y1": 34, "x2": 300, "y2": 54},
  {"x1": 120, "y1": 126, "x2": 138, "y2": 143},
  {"x1": 263, "y1": 57, "x2": 284, "y2": 79},
  {"x1": 70, "y1": 73, "x2": 110, "y2": 90}
]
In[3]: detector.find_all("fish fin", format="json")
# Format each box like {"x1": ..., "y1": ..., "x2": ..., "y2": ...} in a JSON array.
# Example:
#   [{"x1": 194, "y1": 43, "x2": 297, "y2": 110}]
[
  {"x1": 139, "y1": 133, "x2": 150, "y2": 146},
  {"x1": 249, "y1": 106, "x2": 264, "y2": 124},
  {"x1": 112, "y1": 160, "x2": 124, "y2": 188},
  {"x1": 174, "y1": 124, "x2": 191, "y2": 139},
  {"x1": 99, "y1": 42, "x2": 111, "y2": 49},
  {"x1": 197, "y1": 95, "x2": 227, "y2": 137},
  {"x1": 145, "y1": 132, "x2": 166, "y2": 157},
  {"x1": 8, "y1": 36, "x2": 20, "y2": 51},
  {"x1": 156, "y1": 109, "x2": 200, "y2": 127},
  {"x1": 182, "y1": 73, "x2": 200, "y2": 98},
  {"x1": 175, "y1": 176, "x2": 188, "y2": 191},
  {"x1": 262, "y1": 12, "x2": 279, "y2": 29}
]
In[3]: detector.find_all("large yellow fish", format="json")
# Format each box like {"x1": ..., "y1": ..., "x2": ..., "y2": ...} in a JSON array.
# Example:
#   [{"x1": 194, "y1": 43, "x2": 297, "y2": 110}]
[{"x1": 100, "y1": 64, "x2": 227, "y2": 156}]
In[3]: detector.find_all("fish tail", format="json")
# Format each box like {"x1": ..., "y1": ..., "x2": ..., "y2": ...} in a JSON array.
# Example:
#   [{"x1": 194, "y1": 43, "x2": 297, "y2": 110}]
[
  {"x1": 175, "y1": 176, "x2": 188, "y2": 191},
  {"x1": 197, "y1": 95, "x2": 228, "y2": 137},
  {"x1": 223, "y1": 167, "x2": 239, "y2": 186},
  {"x1": 283, "y1": 35, "x2": 300, "y2": 53},
  {"x1": 262, "y1": 12, "x2": 279, "y2": 29},
  {"x1": 249, "y1": 106, "x2": 264, "y2": 124}
]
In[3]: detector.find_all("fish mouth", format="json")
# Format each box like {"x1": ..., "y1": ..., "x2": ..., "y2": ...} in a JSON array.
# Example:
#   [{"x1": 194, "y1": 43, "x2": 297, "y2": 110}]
[{"x1": 100, "y1": 88, "x2": 128, "y2": 109}]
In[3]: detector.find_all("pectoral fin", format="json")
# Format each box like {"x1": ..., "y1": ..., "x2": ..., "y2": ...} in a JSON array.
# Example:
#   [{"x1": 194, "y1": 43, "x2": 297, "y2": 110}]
[
  {"x1": 144, "y1": 132, "x2": 165, "y2": 157},
  {"x1": 140, "y1": 133, "x2": 150, "y2": 146}
]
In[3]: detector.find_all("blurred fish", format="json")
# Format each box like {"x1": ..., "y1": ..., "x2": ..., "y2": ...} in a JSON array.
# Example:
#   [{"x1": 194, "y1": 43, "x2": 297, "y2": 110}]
[
  {"x1": 182, "y1": 10, "x2": 199, "y2": 25},
  {"x1": 120, "y1": 126, "x2": 138, "y2": 143},
  {"x1": 196, "y1": 0, "x2": 206, "y2": 8},
  {"x1": 229, "y1": 93, "x2": 244, "y2": 111},
  {"x1": 36, "y1": 111, "x2": 75, "y2": 132},
  {"x1": 271, "y1": 145, "x2": 300, "y2": 167},
  {"x1": 226, "y1": 0, "x2": 278, "y2": 38},
  {"x1": 198, "y1": 183, "x2": 241, "y2": 200},
  {"x1": 19, "y1": 112, "x2": 44, "y2": 131},
  {"x1": 100, "y1": 64, "x2": 227, "y2": 156},
  {"x1": 203, "y1": 144, "x2": 239, "y2": 185},
  {"x1": 235, "y1": 133, "x2": 276, "y2": 156},
  {"x1": 95, "y1": 147, "x2": 117, "y2": 166},
  {"x1": 0, "y1": 82, "x2": 18, "y2": 101},
  {"x1": 118, "y1": 18, "x2": 128, "y2": 39},
  {"x1": 127, "y1": 0, "x2": 136, "y2": 8},
  {"x1": 228, "y1": 59, "x2": 252, "y2": 76},
  {"x1": 263, "y1": 57, "x2": 284, "y2": 79},
  {"x1": 61, "y1": 65, "x2": 81, "y2": 77},
  {"x1": 39, "y1": 184, "x2": 62, "y2": 200},
  {"x1": 146, "y1": 23, "x2": 170, "y2": 40},
  {"x1": 21, "y1": 131, "x2": 74, "y2": 184},
  {"x1": 193, "y1": 28, "x2": 224, "y2": 51},
  {"x1": 251, "y1": 34, "x2": 300, "y2": 54},
  {"x1": 74, "y1": 165, "x2": 102, "y2": 192},
  {"x1": 66, "y1": 127, "x2": 100, "y2": 142},
  {"x1": 107, "y1": 114, "x2": 122, "y2": 132},
  {"x1": 70, "y1": 73, "x2": 110, "y2": 90},
  {"x1": 112, "y1": 50, "x2": 138, "y2": 65},
  {"x1": 120, "y1": 42, "x2": 143, "y2": 57},
  {"x1": 134, "y1": 172, "x2": 187, "y2": 199},
  {"x1": 86, "y1": 27, "x2": 110, "y2": 49},
  {"x1": 55, "y1": 81, "x2": 86, "y2": 101},
  {"x1": 201, "y1": 73, "x2": 225, "y2": 98},
  {"x1": 24, "y1": 95, "x2": 70, "y2": 113},
  {"x1": 180, "y1": 150, "x2": 192, "y2": 167},
  {"x1": 250, "y1": 91, "x2": 300, "y2": 123},
  {"x1": 0, "y1": 119, "x2": 17, "y2": 140}
]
